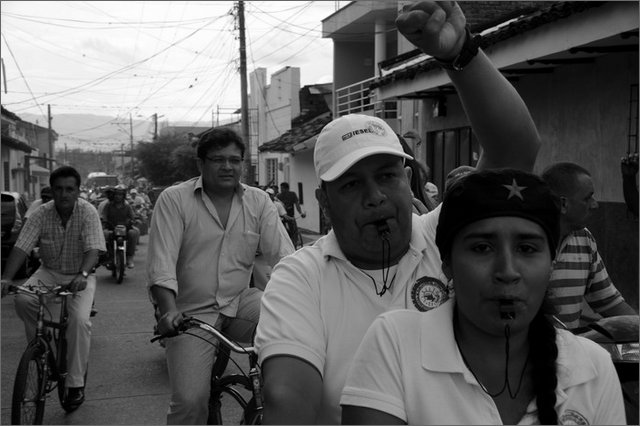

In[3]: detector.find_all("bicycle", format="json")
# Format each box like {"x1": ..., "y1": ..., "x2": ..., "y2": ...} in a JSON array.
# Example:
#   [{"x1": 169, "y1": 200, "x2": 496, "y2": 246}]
[
  {"x1": 151, "y1": 316, "x2": 263, "y2": 424},
  {"x1": 282, "y1": 215, "x2": 304, "y2": 249},
  {"x1": 9, "y1": 282, "x2": 86, "y2": 424}
]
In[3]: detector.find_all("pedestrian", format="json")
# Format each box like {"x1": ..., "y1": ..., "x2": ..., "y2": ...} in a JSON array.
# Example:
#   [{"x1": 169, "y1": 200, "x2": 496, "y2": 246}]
[
  {"x1": 1, "y1": 166, "x2": 105, "y2": 408},
  {"x1": 24, "y1": 186, "x2": 53, "y2": 221},
  {"x1": 398, "y1": 134, "x2": 437, "y2": 214},
  {"x1": 147, "y1": 127, "x2": 294, "y2": 424},
  {"x1": 341, "y1": 169, "x2": 625, "y2": 425},
  {"x1": 266, "y1": 187, "x2": 288, "y2": 220},
  {"x1": 254, "y1": 1, "x2": 543, "y2": 422},
  {"x1": 541, "y1": 162, "x2": 636, "y2": 330}
]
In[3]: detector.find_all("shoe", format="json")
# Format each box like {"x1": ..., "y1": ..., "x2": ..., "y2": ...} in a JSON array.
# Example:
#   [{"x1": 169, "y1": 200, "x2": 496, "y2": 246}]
[
  {"x1": 90, "y1": 304, "x2": 98, "y2": 317},
  {"x1": 66, "y1": 387, "x2": 85, "y2": 406},
  {"x1": 126, "y1": 259, "x2": 134, "y2": 269}
]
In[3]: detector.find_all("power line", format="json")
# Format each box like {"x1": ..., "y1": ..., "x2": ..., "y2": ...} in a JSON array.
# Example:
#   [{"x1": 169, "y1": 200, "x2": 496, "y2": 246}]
[
  {"x1": 10, "y1": 13, "x2": 229, "y2": 107},
  {"x1": 1, "y1": 32, "x2": 46, "y2": 117}
]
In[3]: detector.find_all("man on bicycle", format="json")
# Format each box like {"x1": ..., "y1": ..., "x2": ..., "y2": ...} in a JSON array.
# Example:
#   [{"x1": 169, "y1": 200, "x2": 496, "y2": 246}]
[
  {"x1": 148, "y1": 127, "x2": 294, "y2": 424},
  {"x1": 276, "y1": 182, "x2": 305, "y2": 220},
  {"x1": 1, "y1": 166, "x2": 105, "y2": 408}
]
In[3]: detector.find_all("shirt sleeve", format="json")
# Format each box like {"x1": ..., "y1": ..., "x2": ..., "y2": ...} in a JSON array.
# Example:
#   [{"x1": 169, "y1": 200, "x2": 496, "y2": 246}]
[
  {"x1": 146, "y1": 189, "x2": 183, "y2": 295},
  {"x1": 14, "y1": 208, "x2": 42, "y2": 255},
  {"x1": 588, "y1": 340, "x2": 627, "y2": 425},
  {"x1": 583, "y1": 231, "x2": 626, "y2": 313},
  {"x1": 255, "y1": 253, "x2": 326, "y2": 375},
  {"x1": 82, "y1": 202, "x2": 107, "y2": 252},
  {"x1": 340, "y1": 314, "x2": 407, "y2": 421}
]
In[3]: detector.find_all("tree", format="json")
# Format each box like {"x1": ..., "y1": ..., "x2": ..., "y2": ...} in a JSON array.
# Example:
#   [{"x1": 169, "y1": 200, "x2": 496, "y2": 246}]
[{"x1": 136, "y1": 133, "x2": 198, "y2": 186}]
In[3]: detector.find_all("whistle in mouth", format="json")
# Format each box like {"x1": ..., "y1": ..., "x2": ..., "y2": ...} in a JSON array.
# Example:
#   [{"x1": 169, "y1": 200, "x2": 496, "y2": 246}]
[
  {"x1": 499, "y1": 299, "x2": 516, "y2": 320},
  {"x1": 375, "y1": 220, "x2": 391, "y2": 240}
]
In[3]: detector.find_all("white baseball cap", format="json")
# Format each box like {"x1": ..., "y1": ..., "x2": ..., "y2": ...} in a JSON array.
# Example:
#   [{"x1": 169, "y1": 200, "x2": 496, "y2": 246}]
[
  {"x1": 314, "y1": 114, "x2": 412, "y2": 184},
  {"x1": 265, "y1": 188, "x2": 275, "y2": 195}
]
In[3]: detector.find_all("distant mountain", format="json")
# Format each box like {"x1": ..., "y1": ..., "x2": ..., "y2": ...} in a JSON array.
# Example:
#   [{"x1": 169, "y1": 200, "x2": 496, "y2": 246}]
[{"x1": 18, "y1": 112, "x2": 203, "y2": 152}]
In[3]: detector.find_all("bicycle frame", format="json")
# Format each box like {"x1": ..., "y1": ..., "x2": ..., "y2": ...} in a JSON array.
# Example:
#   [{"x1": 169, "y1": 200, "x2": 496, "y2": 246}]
[
  {"x1": 11, "y1": 284, "x2": 76, "y2": 424},
  {"x1": 193, "y1": 320, "x2": 263, "y2": 412},
  {"x1": 25, "y1": 286, "x2": 70, "y2": 388},
  {"x1": 152, "y1": 316, "x2": 263, "y2": 424}
]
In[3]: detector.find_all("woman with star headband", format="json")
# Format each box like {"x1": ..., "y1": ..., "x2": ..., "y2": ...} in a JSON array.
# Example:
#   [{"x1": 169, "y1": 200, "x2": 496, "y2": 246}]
[{"x1": 340, "y1": 169, "x2": 625, "y2": 425}]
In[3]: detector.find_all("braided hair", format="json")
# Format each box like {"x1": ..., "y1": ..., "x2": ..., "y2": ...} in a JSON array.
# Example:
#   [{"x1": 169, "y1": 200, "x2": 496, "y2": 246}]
[{"x1": 528, "y1": 298, "x2": 559, "y2": 424}]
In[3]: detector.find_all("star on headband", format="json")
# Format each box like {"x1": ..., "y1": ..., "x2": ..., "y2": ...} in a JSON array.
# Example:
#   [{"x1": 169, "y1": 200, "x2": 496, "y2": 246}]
[{"x1": 502, "y1": 179, "x2": 527, "y2": 200}]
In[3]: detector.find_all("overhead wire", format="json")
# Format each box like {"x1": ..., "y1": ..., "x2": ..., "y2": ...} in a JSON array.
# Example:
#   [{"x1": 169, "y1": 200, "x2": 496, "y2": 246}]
[
  {"x1": 1, "y1": 32, "x2": 46, "y2": 117},
  {"x1": 4, "y1": 12, "x2": 230, "y2": 107}
]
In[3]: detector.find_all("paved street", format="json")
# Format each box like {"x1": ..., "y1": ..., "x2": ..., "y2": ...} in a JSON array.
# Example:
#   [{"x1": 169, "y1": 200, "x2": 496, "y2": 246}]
[
  {"x1": 1, "y1": 229, "x2": 321, "y2": 424},
  {"x1": 1, "y1": 234, "x2": 171, "y2": 424}
]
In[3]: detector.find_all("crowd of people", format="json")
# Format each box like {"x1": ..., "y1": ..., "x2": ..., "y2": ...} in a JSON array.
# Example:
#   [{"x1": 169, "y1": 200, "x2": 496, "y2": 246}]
[{"x1": 0, "y1": 1, "x2": 637, "y2": 425}]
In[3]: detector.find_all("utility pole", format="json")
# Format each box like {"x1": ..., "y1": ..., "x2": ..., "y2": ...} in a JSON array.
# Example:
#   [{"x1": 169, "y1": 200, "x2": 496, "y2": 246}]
[
  {"x1": 121, "y1": 144, "x2": 125, "y2": 176},
  {"x1": 153, "y1": 113, "x2": 158, "y2": 142},
  {"x1": 237, "y1": 1, "x2": 253, "y2": 185},
  {"x1": 129, "y1": 113, "x2": 134, "y2": 180},
  {"x1": 48, "y1": 104, "x2": 53, "y2": 171}
]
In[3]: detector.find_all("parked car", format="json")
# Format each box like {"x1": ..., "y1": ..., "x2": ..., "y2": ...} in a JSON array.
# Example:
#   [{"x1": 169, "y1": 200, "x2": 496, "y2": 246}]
[{"x1": 1, "y1": 191, "x2": 37, "y2": 278}]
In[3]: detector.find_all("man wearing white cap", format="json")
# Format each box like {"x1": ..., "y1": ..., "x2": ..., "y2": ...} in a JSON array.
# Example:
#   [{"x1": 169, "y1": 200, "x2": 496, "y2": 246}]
[{"x1": 255, "y1": 1, "x2": 541, "y2": 423}]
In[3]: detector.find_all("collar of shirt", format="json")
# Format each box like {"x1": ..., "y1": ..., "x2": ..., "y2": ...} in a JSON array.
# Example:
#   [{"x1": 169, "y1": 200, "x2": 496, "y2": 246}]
[
  {"x1": 318, "y1": 214, "x2": 431, "y2": 263},
  {"x1": 419, "y1": 299, "x2": 599, "y2": 400}
]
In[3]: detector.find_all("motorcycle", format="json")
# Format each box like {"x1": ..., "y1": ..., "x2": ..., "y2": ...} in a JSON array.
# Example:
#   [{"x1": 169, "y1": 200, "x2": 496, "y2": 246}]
[
  {"x1": 575, "y1": 315, "x2": 639, "y2": 424},
  {"x1": 100, "y1": 224, "x2": 128, "y2": 284}
]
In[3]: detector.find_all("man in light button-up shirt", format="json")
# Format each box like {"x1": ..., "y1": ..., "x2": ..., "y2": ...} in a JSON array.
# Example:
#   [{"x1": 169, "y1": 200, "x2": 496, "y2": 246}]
[{"x1": 148, "y1": 127, "x2": 294, "y2": 424}]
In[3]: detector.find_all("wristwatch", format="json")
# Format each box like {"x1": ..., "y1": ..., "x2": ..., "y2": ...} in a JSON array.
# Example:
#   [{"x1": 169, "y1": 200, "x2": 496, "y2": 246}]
[
  {"x1": 80, "y1": 270, "x2": 90, "y2": 279},
  {"x1": 435, "y1": 27, "x2": 481, "y2": 72}
]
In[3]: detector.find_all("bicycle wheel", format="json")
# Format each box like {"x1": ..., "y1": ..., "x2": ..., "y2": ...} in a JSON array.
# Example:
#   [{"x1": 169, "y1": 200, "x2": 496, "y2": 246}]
[
  {"x1": 242, "y1": 397, "x2": 263, "y2": 425},
  {"x1": 12, "y1": 344, "x2": 47, "y2": 425},
  {"x1": 208, "y1": 375, "x2": 252, "y2": 424},
  {"x1": 115, "y1": 249, "x2": 125, "y2": 283},
  {"x1": 295, "y1": 229, "x2": 304, "y2": 249}
]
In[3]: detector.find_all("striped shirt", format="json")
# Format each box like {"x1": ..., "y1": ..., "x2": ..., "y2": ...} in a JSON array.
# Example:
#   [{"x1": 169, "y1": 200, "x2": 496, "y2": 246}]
[
  {"x1": 15, "y1": 198, "x2": 106, "y2": 275},
  {"x1": 549, "y1": 228, "x2": 625, "y2": 330}
]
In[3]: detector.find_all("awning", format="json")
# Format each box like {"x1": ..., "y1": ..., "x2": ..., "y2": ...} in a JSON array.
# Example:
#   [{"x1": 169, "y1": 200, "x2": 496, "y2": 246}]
[{"x1": 30, "y1": 164, "x2": 50, "y2": 177}]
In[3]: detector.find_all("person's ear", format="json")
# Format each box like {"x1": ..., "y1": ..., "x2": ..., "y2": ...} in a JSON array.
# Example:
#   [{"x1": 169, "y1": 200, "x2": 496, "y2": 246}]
[
  {"x1": 404, "y1": 166, "x2": 413, "y2": 183},
  {"x1": 196, "y1": 158, "x2": 204, "y2": 174},
  {"x1": 559, "y1": 196, "x2": 569, "y2": 215}
]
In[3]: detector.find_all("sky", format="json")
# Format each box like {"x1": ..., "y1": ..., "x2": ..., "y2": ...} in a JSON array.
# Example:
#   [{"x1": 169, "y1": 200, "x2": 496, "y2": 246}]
[{"x1": 0, "y1": 1, "x2": 339, "y2": 147}]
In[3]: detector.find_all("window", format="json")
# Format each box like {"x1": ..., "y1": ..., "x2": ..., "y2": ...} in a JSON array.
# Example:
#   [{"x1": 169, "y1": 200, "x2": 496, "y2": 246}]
[{"x1": 266, "y1": 158, "x2": 278, "y2": 187}]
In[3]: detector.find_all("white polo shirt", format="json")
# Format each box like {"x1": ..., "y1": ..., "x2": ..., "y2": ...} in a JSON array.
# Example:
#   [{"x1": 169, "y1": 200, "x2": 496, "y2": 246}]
[
  {"x1": 341, "y1": 299, "x2": 626, "y2": 425},
  {"x1": 256, "y1": 210, "x2": 450, "y2": 424}
]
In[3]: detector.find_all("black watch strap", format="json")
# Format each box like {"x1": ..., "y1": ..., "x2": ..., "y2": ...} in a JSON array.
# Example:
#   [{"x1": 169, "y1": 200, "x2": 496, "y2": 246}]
[{"x1": 435, "y1": 27, "x2": 481, "y2": 71}]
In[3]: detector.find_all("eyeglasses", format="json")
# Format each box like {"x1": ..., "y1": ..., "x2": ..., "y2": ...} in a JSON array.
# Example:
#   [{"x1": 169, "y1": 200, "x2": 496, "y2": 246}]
[{"x1": 205, "y1": 156, "x2": 243, "y2": 166}]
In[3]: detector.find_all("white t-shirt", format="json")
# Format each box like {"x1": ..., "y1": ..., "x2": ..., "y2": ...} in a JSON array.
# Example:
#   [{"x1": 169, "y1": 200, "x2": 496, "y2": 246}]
[
  {"x1": 256, "y1": 209, "x2": 450, "y2": 424},
  {"x1": 341, "y1": 299, "x2": 626, "y2": 425}
]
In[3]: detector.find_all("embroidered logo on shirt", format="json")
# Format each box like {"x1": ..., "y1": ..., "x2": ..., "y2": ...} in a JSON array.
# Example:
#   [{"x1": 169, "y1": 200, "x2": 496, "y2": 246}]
[
  {"x1": 559, "y1": 409, "x2": 589, "y2": 425},
  {"x1": 411, "y1": 277, "x2": 448, "y2": 311}
]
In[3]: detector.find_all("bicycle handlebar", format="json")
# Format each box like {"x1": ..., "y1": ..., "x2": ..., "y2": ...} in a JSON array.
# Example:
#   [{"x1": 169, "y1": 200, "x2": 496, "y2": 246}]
[
  {"x1": 9, "y1": 283, "x2": 75, "y2": 297},
  {"x1": 151, "y1": 316, "x2": 256, "y2": 355}
]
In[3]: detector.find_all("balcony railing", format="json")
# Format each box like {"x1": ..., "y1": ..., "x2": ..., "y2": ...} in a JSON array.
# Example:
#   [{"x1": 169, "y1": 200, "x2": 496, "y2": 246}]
[{"x1": 336, "y1": 76, "x2": 397, "y2": 119}]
